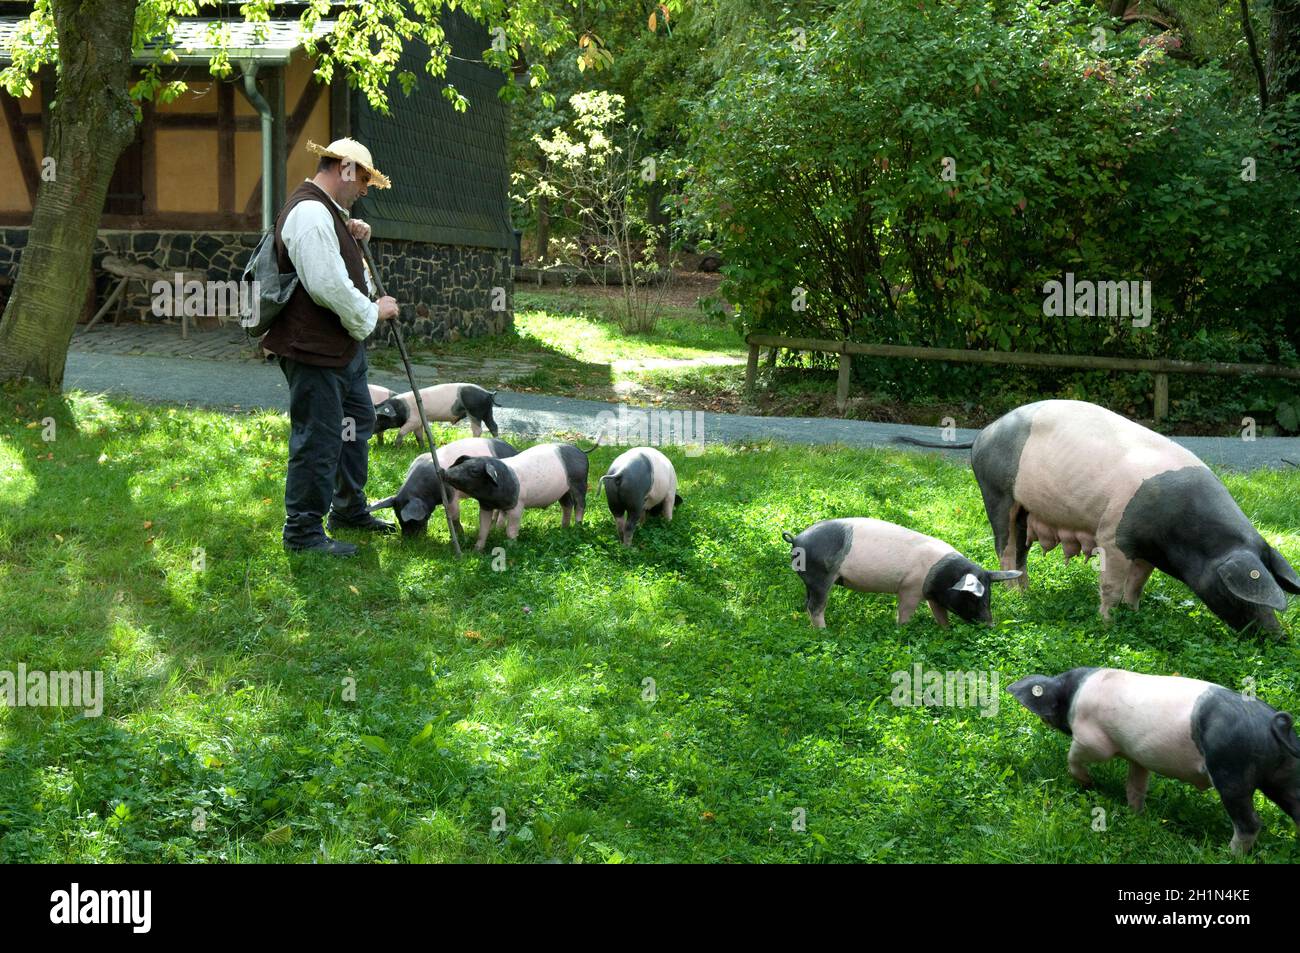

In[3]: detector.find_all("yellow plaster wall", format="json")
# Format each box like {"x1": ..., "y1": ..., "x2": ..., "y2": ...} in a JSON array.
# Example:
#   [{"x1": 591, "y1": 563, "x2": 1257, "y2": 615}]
[
  {"x1": 0, "y1": 85, "x2": 43, "y2": 214},
  {"x1": 1, "y1": 54, "x2": 332, "y2": 218}
]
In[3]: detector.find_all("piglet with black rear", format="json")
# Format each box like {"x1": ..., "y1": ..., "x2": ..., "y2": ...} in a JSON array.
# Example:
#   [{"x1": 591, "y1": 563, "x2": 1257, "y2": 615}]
[
  {"x1": 782, "y1": 517, "x2": 1021, "y2": 628},
  {"x1": 391, "y1": 383, "x2": 500, "y2": 445},
  {"x1": 601, "y1": 447, "x2": 681, "y2": 546},
  {"x1": 1009, "y1": 667, "x2": 1300, "y2": 853}
]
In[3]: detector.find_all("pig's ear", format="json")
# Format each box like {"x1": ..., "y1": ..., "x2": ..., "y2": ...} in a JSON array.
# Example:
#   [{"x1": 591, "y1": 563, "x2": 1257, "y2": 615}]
[
  {"x1": 1007, "y1": 675, "x2": 1057, "y2": 718},
  {"x1": 486, "y1": 463, "x2": 500, "y2": 486},
  {"x1": 987, "y1": 570, "x2": 1022, "y2": 582},
  {"x1": 950, "y1": 573, "x2": 985, "y2": 598},
  {"x1": 1266, "y1": 546, "x2": 1300, "y2": 594},
  {"x1": 450, "y1": 455, "x2": 472, "y2": 469},
  {"x1": 400, "y1": 499, "x2": 430, "y2": 523},
  {"x1": 1217, "y1": 552, "x2": 1288, "y2": 611}
]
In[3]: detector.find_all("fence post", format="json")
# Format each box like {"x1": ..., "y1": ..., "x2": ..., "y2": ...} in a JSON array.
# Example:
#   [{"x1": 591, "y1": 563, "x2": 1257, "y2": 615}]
[
  {"x1": 745, "y1": 342, "x2": 760, "y2": 395},
  {"x1": 836, "y1": 351, "x2": 852, "y2": 411},
  {"x1": 1154, "y1": 373, "x2": 1169, "y2": 422}
]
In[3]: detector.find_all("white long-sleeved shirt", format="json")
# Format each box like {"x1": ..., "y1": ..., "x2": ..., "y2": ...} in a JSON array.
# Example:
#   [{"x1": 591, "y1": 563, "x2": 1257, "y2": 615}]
[{"x1": 281, "y1": 182, "x2": 378, "y2": 341}]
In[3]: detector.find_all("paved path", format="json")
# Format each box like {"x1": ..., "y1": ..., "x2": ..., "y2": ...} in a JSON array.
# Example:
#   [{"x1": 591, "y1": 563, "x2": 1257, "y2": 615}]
[
  {"x1": 62, "y1": 350, "x2": 1300, "y2": 470},
  {"x1": 70, "y1": 323, "x2": 540, "y2": 382}
]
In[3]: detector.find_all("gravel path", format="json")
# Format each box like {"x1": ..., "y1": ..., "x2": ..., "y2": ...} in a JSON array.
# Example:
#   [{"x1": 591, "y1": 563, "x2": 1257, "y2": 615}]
[{"x1": 63, "y1": 351, "x2": 1300, "y2": 471}]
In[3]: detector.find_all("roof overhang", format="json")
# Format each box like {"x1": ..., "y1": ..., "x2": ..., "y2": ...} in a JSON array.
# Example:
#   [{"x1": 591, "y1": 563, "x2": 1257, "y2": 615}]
[{"x1": 0, "y1": 17, "x2": 336, "y2": 67}]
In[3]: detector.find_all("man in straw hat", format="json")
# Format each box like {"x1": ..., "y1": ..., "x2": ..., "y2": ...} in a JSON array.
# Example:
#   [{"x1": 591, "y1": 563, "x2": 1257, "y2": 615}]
[{"x1": 262, "y1": 137, "x2": 400, "y2": 556}]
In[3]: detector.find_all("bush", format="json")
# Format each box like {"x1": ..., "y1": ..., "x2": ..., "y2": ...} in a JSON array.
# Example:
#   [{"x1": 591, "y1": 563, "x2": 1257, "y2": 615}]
[{"x1": 682, "y1": 0, "x2": 1300, "y2": 370}]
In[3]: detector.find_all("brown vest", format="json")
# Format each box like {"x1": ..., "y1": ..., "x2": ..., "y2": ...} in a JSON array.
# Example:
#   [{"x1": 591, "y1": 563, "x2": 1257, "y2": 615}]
[{"x1": 261, "y1": 180, "x2": 369, "y2": 367}]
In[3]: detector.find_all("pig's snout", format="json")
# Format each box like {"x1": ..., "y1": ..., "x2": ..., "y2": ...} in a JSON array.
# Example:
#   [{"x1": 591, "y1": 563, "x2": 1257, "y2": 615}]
[{"x1": 1254, "y1": 609, "x2": 1285, "y2": 637}]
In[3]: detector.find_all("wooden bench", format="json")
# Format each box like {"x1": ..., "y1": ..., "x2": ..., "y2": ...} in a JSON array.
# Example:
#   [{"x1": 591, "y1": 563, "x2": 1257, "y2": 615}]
[{"x1": 83, "y1": 256, "x2": 210, "y2": 338}]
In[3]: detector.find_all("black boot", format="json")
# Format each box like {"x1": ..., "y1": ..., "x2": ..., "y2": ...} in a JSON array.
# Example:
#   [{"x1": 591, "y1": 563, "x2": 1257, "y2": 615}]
[{"x1": 327, "y1": 512, "x2": 397, "y2": 534}]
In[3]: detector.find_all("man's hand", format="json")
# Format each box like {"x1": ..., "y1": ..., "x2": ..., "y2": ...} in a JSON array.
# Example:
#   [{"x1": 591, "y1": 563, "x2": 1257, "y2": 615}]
[
  {"x1": 348, "y1": 219, "x2": 372, "y2": 242},
  {"x1": 376, "y1": 296, "x2": 398, "y2": 321}
]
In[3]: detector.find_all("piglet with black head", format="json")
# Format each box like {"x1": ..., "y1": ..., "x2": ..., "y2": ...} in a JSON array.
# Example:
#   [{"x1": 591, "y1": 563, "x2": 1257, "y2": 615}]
[
  {"x1": 392, "y1": 383, "x2": 500, "y2": 446},
  {"x1": 435, "y1": 437, "x2": 518, "y2": 530},
  {"x1": 365, "y1": 455, "x2": 442, "y2": 537},
  {"x1": 365, "y1": 436, "x2": 519, "y2": 537},
  {"x1": 1009, "y1": 666, "x2": 1300, "y2": 853},
  {"x1": 371, "y1": 396, "x2": 409, "y2": 441},
  {"x1": 782, "y1": 517, "x2": 1021, "y2": 628},
  {"x1": 443, "y1": 442, "x2": 592, "y2": 551}
]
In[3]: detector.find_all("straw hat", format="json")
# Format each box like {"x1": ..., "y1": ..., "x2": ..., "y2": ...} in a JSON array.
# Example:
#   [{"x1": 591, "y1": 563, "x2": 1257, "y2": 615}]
[{"x1": 305, "y1": 138, "x2": 391, "y2": 189}]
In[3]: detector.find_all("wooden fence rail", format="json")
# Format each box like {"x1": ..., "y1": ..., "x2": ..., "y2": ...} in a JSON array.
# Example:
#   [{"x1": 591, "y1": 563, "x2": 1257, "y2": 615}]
[{"x1": 743, "y1": 334, "x2": 1300, "y2": 422}]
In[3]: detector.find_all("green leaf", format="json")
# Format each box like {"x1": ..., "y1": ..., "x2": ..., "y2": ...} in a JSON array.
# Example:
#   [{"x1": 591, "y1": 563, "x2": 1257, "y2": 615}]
[
  {"x1": 262, "y1": 824, "x2": 292, "y2": 846},
  {"x1": 409, "y1": 722, "x2": 434, "y2": 747},
  {"x1": 359, "y1": 735, "x2": 391, "y2": 755}
]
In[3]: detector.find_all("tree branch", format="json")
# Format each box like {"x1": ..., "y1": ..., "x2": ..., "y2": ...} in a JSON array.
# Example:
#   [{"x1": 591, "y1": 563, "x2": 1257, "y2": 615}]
[{"x1": 1240, "y1": 0, "x2": 1270, "y2": 112}]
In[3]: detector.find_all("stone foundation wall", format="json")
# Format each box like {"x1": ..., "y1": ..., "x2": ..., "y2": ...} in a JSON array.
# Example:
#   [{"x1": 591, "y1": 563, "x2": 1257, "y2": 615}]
[{"x1": 0, "y1": 227, "x2": 512, "y2": 345}]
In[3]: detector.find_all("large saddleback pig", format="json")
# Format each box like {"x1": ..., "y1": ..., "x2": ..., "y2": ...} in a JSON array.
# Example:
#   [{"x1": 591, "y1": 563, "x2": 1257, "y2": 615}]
[{"x1": 899, "y1": 400, "x2": 1299, "y2": 633}]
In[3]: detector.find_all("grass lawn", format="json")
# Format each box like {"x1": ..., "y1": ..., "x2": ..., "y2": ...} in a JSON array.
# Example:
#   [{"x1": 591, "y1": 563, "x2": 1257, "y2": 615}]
[
  {"x1": 2, "y1": 387, "x2": 1299, "y2": 863},
  {"x1": 510, "y1": 291, "x2": 744, "y2": 362}
]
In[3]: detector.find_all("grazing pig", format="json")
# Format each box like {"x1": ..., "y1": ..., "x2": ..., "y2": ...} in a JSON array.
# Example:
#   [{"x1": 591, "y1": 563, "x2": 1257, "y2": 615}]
[
  {"x1": 434, "y1": 437, "x2": 518, "y2": 530},
  {"x1": 600, "y1": 447, "x2": 681, "y2": 546},
  {"x1": 781, "y1": 518, "x2": 1021, "y2": 628},
  {"x1": 900, "y1": 399, "x2": 1300, "y2": 632},
  {"x1": 1009, "y1": 667, "x2": 1300, "y2": 854},
  {"x1": 392, "y1": 383, "x2": 499, "y2": 445},
  {"x1": 442, "y1": 442, "x2": 593, "y2": 551},
  {"x1": 365, "y1": 437, "x2": 519, "y2": 536}
]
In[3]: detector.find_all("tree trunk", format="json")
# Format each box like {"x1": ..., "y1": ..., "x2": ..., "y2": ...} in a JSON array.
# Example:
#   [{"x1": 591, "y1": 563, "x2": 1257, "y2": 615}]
[
  {"x1": 0, "y1": 0, "x2": 140, "y2": 389},
  {"x1": 1267, "y1": 0, "x2": 1300, "y2": 105}
]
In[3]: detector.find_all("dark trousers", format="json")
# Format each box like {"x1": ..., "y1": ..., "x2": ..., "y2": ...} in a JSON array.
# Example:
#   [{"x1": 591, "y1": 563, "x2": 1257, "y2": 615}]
[{"x1": 278, "y1": 345, "x2": 376, "y2": 544}]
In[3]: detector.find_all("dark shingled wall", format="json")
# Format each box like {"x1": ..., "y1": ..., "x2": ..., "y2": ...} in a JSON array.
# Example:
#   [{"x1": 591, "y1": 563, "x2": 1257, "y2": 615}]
[{"x1": 349, "y1": 10, "x2": 513, "y2": 250}]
